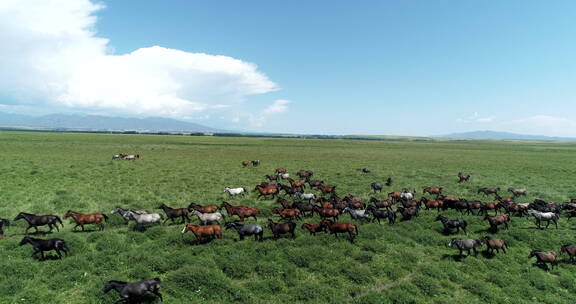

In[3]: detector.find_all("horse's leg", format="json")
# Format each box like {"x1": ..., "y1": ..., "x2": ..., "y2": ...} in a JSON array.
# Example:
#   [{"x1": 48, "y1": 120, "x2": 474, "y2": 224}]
[
  {"x1": 81, "y1": 224, "x2": 84, "y2": 231},
  {"x1": 55, "y1": 249, "x2": 62, "y2": 259},
  {"x1": 554, "y1": 219, "x2": 558, "y2": 229}
]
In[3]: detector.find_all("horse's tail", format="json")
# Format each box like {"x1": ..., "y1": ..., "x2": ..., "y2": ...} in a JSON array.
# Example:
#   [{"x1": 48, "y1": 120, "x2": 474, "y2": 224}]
[
  {"x1": 55, "y1": 216, "x2": 64, "y2": 228},
  {"x1": 354, "y1": 224, "x2": 359, "y2": 235},
  {"x1": 102, "y1": 214, "x2": 109, "y2": 222}
]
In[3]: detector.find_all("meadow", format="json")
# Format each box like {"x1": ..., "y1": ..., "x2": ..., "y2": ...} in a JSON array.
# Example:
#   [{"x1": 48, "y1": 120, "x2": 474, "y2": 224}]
[{"x1": 0, "y1": 132, "x2": 575, "y2": 304}]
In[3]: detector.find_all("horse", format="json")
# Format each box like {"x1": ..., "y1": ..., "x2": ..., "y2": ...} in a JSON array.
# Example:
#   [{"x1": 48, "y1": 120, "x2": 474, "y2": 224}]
[
  {"x1": 508, "y1": 188, "x2": 527, "y2": 197},
  {"x1": 465, "y1": 200, "x2": 484, "y2": 216},
  {"x1": 480, "y1": 236, "x2": 508, "y2": 255},
  {"x1": 366, "y1": 206, "x2": 396, "y2": 225},
  {"x1": 251, "y1": 160, "x2": 260, "y2": 167},
  {"x1": 397, "y1": 207, "x2": 419, "y2": 220},
  {"x1": 370, "y1": 198, "x2": 394, "y2": 210},
  {"x1": 400, "y1": 189, "x2": 415, "y2": 201},
  {"x1": 272, "y1": 208, "x2": 302, "y2": 221},
  {"x1": 528, "y1": 250, "x2": 558, "y2": 271},
  {"x1": 187, "y1": 203, "x2": 219, "y2": 214},
  {"x1": 318, "y1": 185, "x2": 337, "y2": 196},
  {"x1": 64, "y1": 210, "x2": 108, "y2": 231},
  {"x1": 484, "y1": 213, "x2": 510, "y2": 232},
  {"x1": 435, "y1": 215, "x2": 467, "y2": 234},
  {"x1": 307, "y1": 180, "x2": 324, "y2": 188},
  {"x1": 312, "y1": 206, "x2": 340, "y2": 221},
  {"x1": 181, "y1": 224, "x2": 222, "y2": 243},
  {"x1": 423, "y1": 187, "x2": 443, "y2": 196},
  {"x1": 295, "y1": 192, "x2": 315, "y2": 203},
  {"x1": 14, "y1": 212, "x2": 64, "y2": 234},
  {"x1": 457, "y1": 172, "x2": 471, "y2": 183},
  {"x1": 111, "y1": 207, "x2": 149, "y2": 222},
  {"x1": 419, "y1": 197, "x2": 443, "y2": 212},
  {"x1": 124, "y1": 154, "x2": 139, "y2": 160},
  {"x1": 19, "y1": 236, "x2": 68, "y2": 261},
  {"x1": 560, "y1": 244, "x2": 576, "y2": 264},
  {"x1": 371, "y1": 182, "x2": 383, "y2": 193},
  {"x1": 385, "y1": 177, "x2": 393, "y2": 187},
  {"x1": 0, "y1": 218, "x2": 10, "y2": 236},
  {"x1": 342, "y1": 207, "x2": 370, "y2": 221},
  {"x1": 219, "y1": 202, "x2": 259, "y2": 221},
  {"x1": 320, "y1": 220, "x2": 358, "y2": 242},
  {"x1": 265, "y1": 174, "x2": 279, "y2": 181},
  {"x1": 224, "y1": 187, "x2": 247, "y2": 197},
  {"x1": 448, "y1": 238, "x2": 483, "y2": 256},
  {"x1": 288, "y1": 178, "x2": 306, "y2": 188},
  {"x1": 267, "y1": 219, "x2": 296, "y2": 239},
  {"x1": 224, "y1": 222, "x2": 263, "y2": 241},
  {"x1": 279, "y1": 173, "x2": 290, "y2": 179},
  {"x1": 275, "y1": 168, "x2": 287, "y2": 174},
  {"x1": 482, "y1": 201, "x2": 500, "y2": 216},
  {"x1": 241, "y1": 161, "x2": 250, "y2": 167},
  {"x1": 254, "y1": 185, "x2": 279, "y2": 199},
  {"x1": 156, "y1": 203, "x2": 190, "y2": 224},
  {"x1": 300, "y1": 223, "x2": 326, "y2": 235},
  {"x1": 293, "y1": 201, "x2": 315, "y2": 217},
  {"x1": 112, "y1": 154, "x2": 126, "y2": 160},
  {"x1": 189, "y1": 210, "x2": 224, "y2": 225},
  {"x1": 360, "y1": 168, "x2": 371, "y2": 174},
  {"x1": 478, "y1": 187, "x2": 500, "y2": 196},
  {"x1": 527, "y1": 210, "x2": 559, "y2": 229},
  {"x1": 102, "y1": 278, "x2": 162, "y2": 303},
  {"x1": 297, "y1": 170, "x2": 313, "y2": 179},
  {"x1": 124, "y1": 211, "x2": 162, "y2": 229},
  {"x1": 388, "y1": 192, "x2": 401, "y2": 203}
]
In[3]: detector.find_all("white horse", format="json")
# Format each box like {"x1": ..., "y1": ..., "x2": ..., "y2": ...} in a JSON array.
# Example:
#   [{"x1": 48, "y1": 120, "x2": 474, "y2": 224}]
[
  {"x1": 190, "y1": 210, "x2": 224, "y2": 225},
  {"x1": 342, "y1": 207, "x2": 371, "y2": 221},
  {"x1": 400, "y1": 189, "x2": 414, "y2": 201},
  {"x1": 279, "y1": 173, "x2": 290, "y2": 179},
  {"x1": 124, "y1": 210, "x2": 162, "y2": 228},
  {"x1": 124, "y1": 154, "x2": 140, "y2": 160},
  {"x1": 224, "y1": 187, "x2": 247, "y2": 197},
  {"x1": 527, "y1": 209, "x2": 559, "y2": 229},
  {"x1": 296, "y1": 192, "x2": 316, "y2": 202}
]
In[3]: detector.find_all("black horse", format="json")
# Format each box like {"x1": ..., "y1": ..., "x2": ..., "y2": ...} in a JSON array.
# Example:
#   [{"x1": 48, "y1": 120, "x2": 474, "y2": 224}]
[
  {"x1": 14, "y1": 212, "x2": 63, "y2": 234},
  {"x1": 224, "y1": 222, "x2": 263, "y2": 241},
  {"x1": 370, "y1": 182, "x2": 383, "y2": 193},
  {"x1": 366, "y1": 206, "x2": 396, "y2": 225},
  {"x1": 385, "y1": 177, "x2": 393, "y2": 187},
  {"x1": 0, "y1": 218, "x2": 10, "y2": 236},
  {"x1": 102, "y1": 278, "x2": 163, "y2": 303},
  {"x1": 435, "y1": 215, "x2": 467, "y2": 234},
  {"x1": 19, "y1": 236, "x2": 68, "y2": 261}
]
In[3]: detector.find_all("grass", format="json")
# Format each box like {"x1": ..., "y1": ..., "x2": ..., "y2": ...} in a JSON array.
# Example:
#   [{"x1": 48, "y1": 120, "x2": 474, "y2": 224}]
[{"x1": 0, "y1": 132, "x2": 576, "y2": 303}]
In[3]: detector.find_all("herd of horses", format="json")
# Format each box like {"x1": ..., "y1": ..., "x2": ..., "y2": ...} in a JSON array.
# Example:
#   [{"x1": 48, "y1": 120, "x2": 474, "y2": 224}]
[{"x1": 3, "y1": 160, "x2": 576, "y2": 302}]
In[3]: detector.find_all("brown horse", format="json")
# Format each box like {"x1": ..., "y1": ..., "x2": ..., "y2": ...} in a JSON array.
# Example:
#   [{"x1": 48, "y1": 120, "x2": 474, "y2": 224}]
[
  {"x1": 181, "y1": 224, "x2": 222, "y2": 243},
  {"x1": 254, "y1": 185, "x2": 279, "y2": 199},
  {"x1": 219, "y1": 202, "x2": 259, "y2": 221},
  {"x1": 482, "y1": 201, "x2": 500, "y2": 216},
  {"x1": 308, "y1": 180, "x2": 324, "y2": 188},
  {"x1": 272, "y1": 208, "x2": 302, "y2": 221},
  {"x1": 275, "y1": 168, "x2": 287, "y2": 174},
  {"x1": 300, "y1": 223, "x2": 325, "y2": 235},
  {"x1": 318, "y1": 185, "x2": 337, "y2": 195},
  {"x1": 187, "y1": 203, "x2": 219, "y2": 214},
  {"x1": 370, "y1": 198, "x2": 394, "y2": 209},
  {"x1": 420, "y1": 197, "x2": 443, "y2": 212},
  {"x1": 480, "y1": 236, "x2": 508, "y2": 254},
  {"x1": 287, "y1": 178, "x2": 306, "y2": 188},
  {"x1": 529, "y1": 250, "x2": 558, "y2": 271},
  {"x1": 560, "y1": 244, "x2": 576, "y2": 264},
  {"x1": 484, "y1": 213, "x2": 510, "y2": 232},
  {"x1": 423, "y1": 187, "x2": 443, "y2": 196},
  {"x1": 312, "y1": 206, "x2": 340, "y2": 221},
  {"x1": 241, "y1": 161, "x2": 249, "y2": 167},
  {"x1": 320, "y1": 220, "x2": 358, "y2": 242},
  {"x1": 458, "y1": 172, "x2": 471, "y2": 183},
  {"x1": 388, "y1": 191, "x2": 401, "y2": 202},
  {"x1": 297, "y1": 170, "x2": 313, "y2": 179},
  {"x1": 267, "y1": 219, "x2": 296, "y2": 239},
  {"x1": 157, "y1": 203, "x2": 190, "y2": 224},
  {"x1": 64, "y1": 210, "x2": 108, "y2": 231}
]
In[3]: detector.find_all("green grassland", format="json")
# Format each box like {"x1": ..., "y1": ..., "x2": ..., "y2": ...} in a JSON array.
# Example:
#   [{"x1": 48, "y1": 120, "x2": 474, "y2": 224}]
[{"x1": 1, "y1": 132, "x2": 576, "y2": 304}]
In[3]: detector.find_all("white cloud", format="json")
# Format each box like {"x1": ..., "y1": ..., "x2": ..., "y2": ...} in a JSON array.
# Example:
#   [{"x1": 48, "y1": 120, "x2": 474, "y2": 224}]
[
  {"x1": 0, "y1": 0, "x2": 278, "y2": 118},
  {"x1": 457, "y1": 112, "x2": 495, "y2": 123},
  {"x1": 250, "y1": 99, "x2": 290, "y2": 127},
  {"x1": 502, "y1": 115, "x2": 576, "y2": 137}
]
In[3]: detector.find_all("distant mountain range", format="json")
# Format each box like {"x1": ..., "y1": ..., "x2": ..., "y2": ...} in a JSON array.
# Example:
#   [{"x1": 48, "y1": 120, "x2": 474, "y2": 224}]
[
  {"x1": 437, "y1": 130, "x2": 576, "y2": 141},
  {"x1": 0, "y1": 112, "x2": 220, "y2": 133}
]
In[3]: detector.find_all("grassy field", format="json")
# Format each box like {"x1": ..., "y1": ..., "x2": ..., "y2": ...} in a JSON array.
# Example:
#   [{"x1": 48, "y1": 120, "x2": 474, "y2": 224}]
[{"x1": 1, "y1": 132, "x2": 576, "y2": 304}]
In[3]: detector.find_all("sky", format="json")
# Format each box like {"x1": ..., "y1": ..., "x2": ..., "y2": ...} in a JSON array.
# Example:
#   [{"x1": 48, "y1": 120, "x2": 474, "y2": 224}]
[{"x1": 1, "y1": 0, "x2": 576, "y2": 136}]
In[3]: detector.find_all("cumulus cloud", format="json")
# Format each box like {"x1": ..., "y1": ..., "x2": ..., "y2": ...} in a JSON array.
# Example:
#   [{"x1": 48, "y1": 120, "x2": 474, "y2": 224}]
[
  {"x1": 0, "y1": 0, "x2": 279, "y2": 119},
  {"x1": 250, "y1": 99, "x2": 290, "y2": 127},
  {"x1": 456, "y1": 112, "x2": 495, "y2": 123}
]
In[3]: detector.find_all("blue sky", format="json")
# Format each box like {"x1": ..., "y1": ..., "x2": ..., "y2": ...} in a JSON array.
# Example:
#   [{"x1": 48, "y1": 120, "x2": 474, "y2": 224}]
[{"x1": 1, "y1": 0, "x2": 576, "y2": 136}]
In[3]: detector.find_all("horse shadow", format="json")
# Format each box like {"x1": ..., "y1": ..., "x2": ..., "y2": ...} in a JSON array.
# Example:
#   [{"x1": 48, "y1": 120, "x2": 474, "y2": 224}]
[
  {"x1": 474, "y1": 228, "x2": 497, "y2": 234},
  {"x1": 19, "y1": 231, "x2": 53, "y2": 236},
  {"x1": 441, "y1": 254, "x2": 468, "y2": 262},
  {"x1": 481, "y1": 251, "x2": 497, "y2": 259},
  {"x1": 36, "y1": 255, "x2": 64, "y2": 262},
  {"x1": 72, "y1": 229, "x2": 98, "y2": 233},
  {"x1": 532, "y1": 263, "x2": 551, "y2": 271}
]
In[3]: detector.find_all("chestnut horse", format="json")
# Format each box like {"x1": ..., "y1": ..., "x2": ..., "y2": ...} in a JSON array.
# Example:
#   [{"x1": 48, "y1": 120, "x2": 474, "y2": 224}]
[
  {"x1": 484, "y1": 213, "x2": 510, "y2": 232},
  {"x1": 64, "y1": 210, "x2": 108, "y2": 231},
  {"x1": 320, "y1": 219, "x2": 358, "y2": 242},
  {"x1": 318, "y1": 186, "x2": 337, "y2": 195},
  {"x1": 219, "y1": 202, "x2": 259, "y2": 221},
  {"x1": 254, "y1": 185, "x2": 279, "y2": 199},
  {"x1": 312, "y1": 206, "x2": 341, "y2": 221},
  {"x1": 181, "y1": 224, "x2": 222, "y2": 243},
  {"x1": 272, "y1": 208, "x2": 302, "y2": 221},
  {"x1": 301, "y1": 223, "x2": 325, "y2": 235},
  {"x1": 241, "y1": 161, "x2": 249, "y2": 167},
  {"x1": 187, "y1": 203, "x2": 219, "y2": 214}
]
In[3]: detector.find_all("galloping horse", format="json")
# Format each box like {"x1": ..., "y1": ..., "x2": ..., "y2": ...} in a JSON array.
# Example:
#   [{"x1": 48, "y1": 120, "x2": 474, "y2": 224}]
[
  {"x1": 14, "y1": 212, "x2": 63, "y2": 234},
  {"x1": 219, "y1": 202, "x2": 259, "y2": 221},
  {"x1": 156, "y1": 203, "x2": 190, "y2": 224},
  {"x1": 102, "y1": 278, "x2": 163, "y2": 303},
  {"x1": 64, "y1": 210, "x2": 108, "y2": 231},
  {"x1": 181, "y1": 224, "x2": 222, "y2": 243},
  {"x1": 19, "y1": 236, "x2": 69, "y2": 260}
]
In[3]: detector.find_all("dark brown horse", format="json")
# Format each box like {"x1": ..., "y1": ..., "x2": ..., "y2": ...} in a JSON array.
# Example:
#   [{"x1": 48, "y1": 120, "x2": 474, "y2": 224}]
[
  {"x1": 307, "y1": 180, "x2": 324, "y2": 188},
  {"x1": 297, "y1": 170, "x2": 313, "y2": 179},
  {"x1": 312, "y1": 206, "x2": 340, "y2": 221},
  {"x1": 241, "y1": 161, "x2": 249, "y2": 167},
  {"x1": 420, "y1": 197, "x2": 443, "y2": 212},
  {"x1": 370, "y1": 197, "x2": 394, "y2": 209},
  {"x1": 484, "y1": 213, "x2": 510, "y2": 232},
  {"x1": 320, "y1": 220, "x2": 358, "y2": 242},
  {"x1": 267, "y1": 219, "x2": 296, "y2": 239},
  {"x1": 219, "y1": 202, "x2": 259, "y2": 221},
  {"x1": 457, "y1": 172, "x2": 471, "y2": 183},
  {"x1": 560, "y1": 244, "x2": 576, "y2": 264},
  {"x1": 157, "y1": 203, "x2": 190, "y2": 224},
  {"x1": 318, "y1": 185, "x2": 337, "y2": 195},
  {"x1": 275, "y1": 168, "x2": 287, "y2": 174},
  {"x1": 64, "y1": 210, "x2": 108, "y2": 231},
  {"x1": 14, "y1": 212, "x2": 64, "y2": 234}
]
